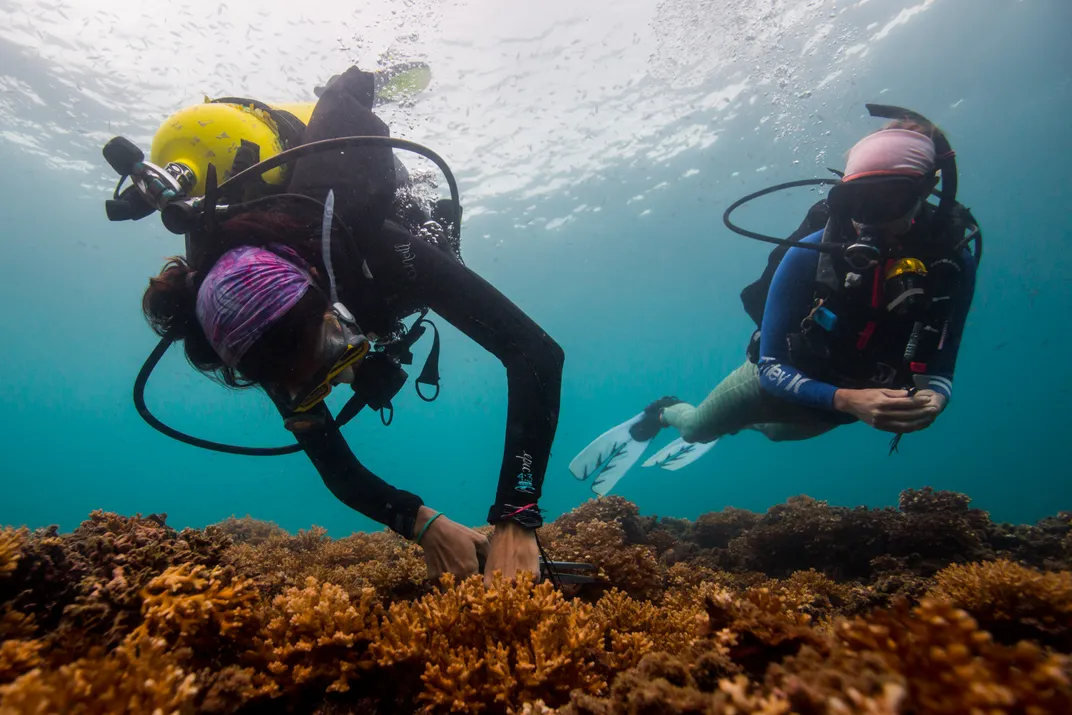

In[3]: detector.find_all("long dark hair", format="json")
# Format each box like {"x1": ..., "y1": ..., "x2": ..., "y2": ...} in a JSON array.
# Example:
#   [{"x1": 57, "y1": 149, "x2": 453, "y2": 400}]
[{"x1": 141, "y1": 208, "x2": 333, "y2": 388}]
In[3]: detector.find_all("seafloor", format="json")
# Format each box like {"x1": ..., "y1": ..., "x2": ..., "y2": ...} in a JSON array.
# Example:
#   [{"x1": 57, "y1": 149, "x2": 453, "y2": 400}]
[{"x1": 1, "y1": 486, "x2": 1070, "y2": 714}]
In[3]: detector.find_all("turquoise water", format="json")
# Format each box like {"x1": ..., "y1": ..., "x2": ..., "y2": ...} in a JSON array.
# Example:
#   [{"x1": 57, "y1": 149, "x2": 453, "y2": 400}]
[{"x1": 1, "y1": 0, "x2": 1069, "y2": 537}]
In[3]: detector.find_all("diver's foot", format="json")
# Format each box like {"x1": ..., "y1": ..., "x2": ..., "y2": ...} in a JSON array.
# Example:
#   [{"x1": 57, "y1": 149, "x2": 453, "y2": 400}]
[{"x1": 629, "y1": 396, "x2": 683, "y2": 441}]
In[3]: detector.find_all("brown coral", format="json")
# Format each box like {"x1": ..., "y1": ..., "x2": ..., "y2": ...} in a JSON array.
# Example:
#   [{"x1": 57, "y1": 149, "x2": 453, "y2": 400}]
[
  {"x1": 926, "y1": 559, "x2": 1072, "y2": 649},
  {"x1": 136, "y1": 563, "x2": 262, "y2": 661},
  {"x1": 0, "y1": 633, "x2": 199, "y2": 715},
  {"x1": 56, "y1": 510, "x2": 231, "y2": 654},
  {"x1": 0, "y1": 530, "x2": 24, "y2": 580},
  {"x1": 833, "y1": 598, "x2": 1072, "y2": 714},
  {"x1": 224, "y1": 526, "x2": 427, "y2": 604},
  {"x1": 0, "y1": 639, "x2": 42, "y2": 685},
  {"x1": 373, "y1": 573, "x2": 607, "y2": 713},
  {"x1": 206, "y1": 515, "x2": 287, "y2": 546},
  {"x1": 257, "y1": 577, "x2": 382, "y2": 695},
  {"x1": 543, "y1": 519, "x2": 663, "y2": 600}
]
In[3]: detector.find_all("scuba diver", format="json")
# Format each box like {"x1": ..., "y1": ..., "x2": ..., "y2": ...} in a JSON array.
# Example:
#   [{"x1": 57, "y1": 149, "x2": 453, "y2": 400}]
[
  {"x1": 101, "y1": 65, "x2": 588, "y2": 588},
  {"x1": 571, "y1": 104, "x2": 981, "y2": 496}
]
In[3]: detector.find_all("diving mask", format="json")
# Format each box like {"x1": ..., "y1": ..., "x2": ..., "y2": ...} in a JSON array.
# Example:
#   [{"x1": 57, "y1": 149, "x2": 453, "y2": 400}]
[
  {"x1": 287, "y1": 303, "x2": 371, "y2": 413},
  {"x1": 830, "y1": 176, "x2": 928, "y2": 271}
]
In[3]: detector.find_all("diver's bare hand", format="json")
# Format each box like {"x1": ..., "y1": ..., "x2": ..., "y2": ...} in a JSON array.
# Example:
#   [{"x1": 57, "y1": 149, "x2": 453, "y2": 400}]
[
  {"x1": 483, "y1": 521, "x2": 541, "y2": 588},
  {"x1": 413, "y1": 506, "x2": 490, "y2": 581},
  {"x1": 833, "y1": 388, "x2": 941, "y2": 434}
]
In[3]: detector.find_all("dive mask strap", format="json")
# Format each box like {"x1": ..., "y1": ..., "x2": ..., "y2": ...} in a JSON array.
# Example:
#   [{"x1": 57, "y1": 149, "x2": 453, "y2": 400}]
[{"x1": 414, "y1": 318, "x2": 441, "y2": 402}]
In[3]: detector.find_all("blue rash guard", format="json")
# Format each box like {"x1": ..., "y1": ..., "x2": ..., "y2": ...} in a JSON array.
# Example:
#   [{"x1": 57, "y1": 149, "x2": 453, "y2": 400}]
[{"x1": 756, "y1": 230, "x2": 977, "y2": 411}]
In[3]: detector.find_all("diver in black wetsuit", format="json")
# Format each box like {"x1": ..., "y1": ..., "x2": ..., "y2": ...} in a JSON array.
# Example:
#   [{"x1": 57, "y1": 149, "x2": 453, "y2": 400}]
[{"x1": 135, "y1": 67, "x2": 564, "y2": 586}]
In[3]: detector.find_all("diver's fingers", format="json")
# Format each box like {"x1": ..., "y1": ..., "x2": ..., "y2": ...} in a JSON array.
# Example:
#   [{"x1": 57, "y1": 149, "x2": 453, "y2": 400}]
[{"x1": 877, "y1": 414, "x2": 937, "y2": 434}]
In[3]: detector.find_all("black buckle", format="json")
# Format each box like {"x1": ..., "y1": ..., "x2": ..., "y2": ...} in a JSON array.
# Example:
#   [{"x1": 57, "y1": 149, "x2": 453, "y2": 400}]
[{"x1": 539, "y1": 559, "x2": 599, "y2": 585}]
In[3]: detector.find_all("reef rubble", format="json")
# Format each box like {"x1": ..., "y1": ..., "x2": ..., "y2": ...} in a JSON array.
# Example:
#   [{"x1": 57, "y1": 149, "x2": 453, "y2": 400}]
[{"x1": 1, "y1": 487, "x2": 1069, "y2": 714}]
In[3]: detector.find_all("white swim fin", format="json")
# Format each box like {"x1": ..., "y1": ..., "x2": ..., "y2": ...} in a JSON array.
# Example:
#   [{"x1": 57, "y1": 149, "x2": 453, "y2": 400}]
[
  {"x1": 569, "y1": 412, "x2": 653, "y2": 497},
  {"x1": 641, "y1": 437, "x2": 718, "y2": 471}
]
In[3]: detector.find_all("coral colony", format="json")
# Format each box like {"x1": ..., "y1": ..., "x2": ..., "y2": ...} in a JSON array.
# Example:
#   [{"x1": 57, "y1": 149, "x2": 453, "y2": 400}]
[{"x1": 2, "y1": 488, "x2": 1071, "y2": 713}]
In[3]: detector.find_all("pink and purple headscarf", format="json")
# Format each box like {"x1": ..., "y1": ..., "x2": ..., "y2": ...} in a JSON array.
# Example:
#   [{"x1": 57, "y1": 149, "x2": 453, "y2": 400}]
[
  {"x1": 195, "y1": 245, "x2": 314, "y2": 367},
  {"x1": 843, "y1": 128, "x2": 936, "y2": 182}
]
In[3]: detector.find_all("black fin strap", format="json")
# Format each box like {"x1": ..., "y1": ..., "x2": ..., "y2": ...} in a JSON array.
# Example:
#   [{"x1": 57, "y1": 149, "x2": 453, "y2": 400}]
[{"x1": 415, "y1": 319, "x2": 441, "y2": 402}]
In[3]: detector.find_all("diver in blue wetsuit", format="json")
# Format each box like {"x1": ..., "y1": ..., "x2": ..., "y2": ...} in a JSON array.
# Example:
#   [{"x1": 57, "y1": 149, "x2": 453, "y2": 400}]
[
  {"x1": 570, "y1": 105, "x2": 982, "y2": 495},
  {"x1": 660, "y1": 117, "x2": 977, "y2": 442}
]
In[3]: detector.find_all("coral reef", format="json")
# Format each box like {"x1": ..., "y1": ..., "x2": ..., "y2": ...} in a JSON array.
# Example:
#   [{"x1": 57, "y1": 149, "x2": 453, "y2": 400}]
[
  {"x1": 224, "y1": 526, "x2": 428, "y2": 604},
  {"x1": 206, "y1": 515, "x2": 288, "y2": 546},
  {"x1": 925, "y1": 558, "x2": 1072, "y2": 649},
  {"x1": 1, "y1": 487, "x2": 1070, "y2": 714}
]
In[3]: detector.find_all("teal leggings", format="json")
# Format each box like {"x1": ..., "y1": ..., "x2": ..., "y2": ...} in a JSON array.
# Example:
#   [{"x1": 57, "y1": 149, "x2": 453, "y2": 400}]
[{"x1": 660, "y1": 361, "x2": 849, "y2": 444}]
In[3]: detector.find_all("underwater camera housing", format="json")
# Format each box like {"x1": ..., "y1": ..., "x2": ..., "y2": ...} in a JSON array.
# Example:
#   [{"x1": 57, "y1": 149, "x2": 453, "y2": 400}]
[{"x1": 105, "y1": 132, "x2": 464, "y2": 456}]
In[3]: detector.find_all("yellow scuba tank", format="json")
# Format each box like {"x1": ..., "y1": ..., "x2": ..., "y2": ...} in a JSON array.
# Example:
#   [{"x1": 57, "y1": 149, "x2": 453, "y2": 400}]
[{"x1": 149, "y1": 100, "x2": 317, "y2": 198}]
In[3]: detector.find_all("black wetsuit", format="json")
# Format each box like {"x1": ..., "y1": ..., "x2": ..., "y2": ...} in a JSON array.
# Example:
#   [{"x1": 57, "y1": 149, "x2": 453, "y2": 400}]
[{"x1": 283, "y1": 68, "x2": 564, "y2": 538}]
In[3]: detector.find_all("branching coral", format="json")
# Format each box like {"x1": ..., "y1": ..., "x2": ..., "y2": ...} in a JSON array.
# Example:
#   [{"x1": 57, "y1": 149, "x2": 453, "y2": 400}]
[
  {"x1": 0, "y1": 639, "x2": 42, "y2": 685},
  {"x1": 3, "y1": 493, "x2": 1072, "y2": 715},
  {"x1": 593, "y1": 588, "x2": 704, "y2": 671},
  {"x1": 833, "y1": 599, "x2": 1072, "y2": 713},
  {"x1": 257, "y1": 577, "x2": 382, "y2": 695},
  {"x1": 136, "y1": 563, "x2": 262, "y2": 662},
  {"x1": 206, "y1": 515, "x2": 288, "y2": 546},
  {"x1": 552, "y1": 497, "x2": 639, "y2": 535},
  {"x1": 373, "y1": 573, "x2": 607, "y2": 713},
  {"x1": 0, "y1": 526, "x2": 77, "y2": 635},
  {"x1": 224, "y1": 527, "x2": 427, "y2": 604},
  {"x1": 926, "y1": 559, "x2": 1072, "y2": 649},
  {"x1": 0, "y1": 633, "x2": 199, "y2": 715},
  {"x1": 542, "y1": 520, "x2": 663, "y2": 600},
  {"x1": 56, "y1": 510, "x2": 232, "y2": 653},
  {"x1": 0, "y1": 530, "x2": 24, "y2": 579}
]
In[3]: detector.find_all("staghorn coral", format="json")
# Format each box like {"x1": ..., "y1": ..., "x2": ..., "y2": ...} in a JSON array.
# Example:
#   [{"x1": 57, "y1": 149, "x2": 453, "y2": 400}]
[
  {"x1": 926, "y1": 559, "x2": 1072, "y2": 649},
  {"x1": 224, "y1": 526, "x2": 427, "y2": 604},
  {"x1": 593, "y1": 588, "x2": 704, "y2": 671},
  {"x1": 0, "y1": 633, "x2": 199, "y2": 715},
  {"x1": 136, "y1": 563, "x2": 263, "y2": 663},
  {"x1": 373, "y1": 572, "x2": 607, "y2": 713},
  {"x1": 257, "y1": 577, "x2": 382, "y2": 695}
]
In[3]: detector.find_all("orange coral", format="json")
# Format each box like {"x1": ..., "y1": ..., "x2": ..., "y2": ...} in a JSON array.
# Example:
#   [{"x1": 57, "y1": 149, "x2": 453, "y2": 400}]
[
  {"x1": 0, "y1": 633, "x2": 198, "y2": 715},
  {"x1": 593, "y1": 589, "x2": 703, "y2": 671},
  {"x1": 0, "y1": 639, "x2": 42, "y2": 685},
  {"x1": 0, "y1": 529, "x2": 25, "y2": 579},
  {"x1": 926, "y1": 559, "x2": 1072, "y2": 648},
  {"x1": 135, "y1": 563, "x2": 262, "y2": 658},
  {"x1": 834, "y1": 598, "x2": 1072, "y2": 714},
  {"x1": 374, "y1": 572, "x2": 607, "y2": 712},
  {"x1": 257, "y1": 577, "x2": 381, "y2": 695}
]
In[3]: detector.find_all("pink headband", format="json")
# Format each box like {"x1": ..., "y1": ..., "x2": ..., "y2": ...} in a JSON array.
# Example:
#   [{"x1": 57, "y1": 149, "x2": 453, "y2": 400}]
[
  {"x1": 843, "y1": 128, "x2": 936, "y2": 182},
  {"x1": 195, "y1": 245, "x2": 314, "y2": 367}
]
